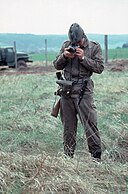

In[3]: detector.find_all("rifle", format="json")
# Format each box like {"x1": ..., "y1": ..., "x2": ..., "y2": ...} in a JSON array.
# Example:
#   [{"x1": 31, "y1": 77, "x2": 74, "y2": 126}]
[
  {"x1": 78, "y1": 79, "x2": 88, "y2": 105},
  {"x1": 56, "y1": 80, "x2": 73, "y2": 87},
  {"x1": 51, "y1": 71, "x2": 63, "y2": 118},
  {"x1": 51, "y1": 72, "x2": 73, "y2": 118},
  {"x1": 51, "y1": 99, "x2": 60, "y2": 117}
]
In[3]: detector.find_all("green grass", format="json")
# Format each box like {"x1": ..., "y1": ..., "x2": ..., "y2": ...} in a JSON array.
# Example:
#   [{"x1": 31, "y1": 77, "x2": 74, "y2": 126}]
[
  {"x1": 30, "y1": 48, "x2": 128, "y2": 62},
  {"x1": 0, "y1": 68, "x2": 128, "y2": 193},
  {"x1": 0, "y1": 73, "x2": 61, "y2": 154},
  {"x1": 30, "y1": 51, "x2": 58, "y2": 62},
  {"x1": 93, "y1": 71, "x2": 128, "y2": 135},
  {"x1": 107, "y1": 48, "x2": 128, "y2": 59},
  {"x1": 0, "y1": 69, "x2": 128, "y2": 154}
]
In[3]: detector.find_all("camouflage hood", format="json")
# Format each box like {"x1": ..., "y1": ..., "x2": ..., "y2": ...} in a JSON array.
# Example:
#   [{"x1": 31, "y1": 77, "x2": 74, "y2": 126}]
[{"x1": 68, "y1": 23, "x2": 86, "y2": 44}]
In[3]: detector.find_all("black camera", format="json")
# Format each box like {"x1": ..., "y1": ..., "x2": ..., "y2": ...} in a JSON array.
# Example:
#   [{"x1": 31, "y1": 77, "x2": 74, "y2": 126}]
[{"x1": 67, "y1": 45, "x2": 78, "y2": 53}]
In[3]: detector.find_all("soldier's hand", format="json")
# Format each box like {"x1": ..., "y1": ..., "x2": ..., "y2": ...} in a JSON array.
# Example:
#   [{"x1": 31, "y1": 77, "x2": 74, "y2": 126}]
[
  {"x1": 63, "y1": 48, "x2": 75, "y2": 59},
  {"x1": 75, "y1": 48, "x2": 84, "y2": 60}
]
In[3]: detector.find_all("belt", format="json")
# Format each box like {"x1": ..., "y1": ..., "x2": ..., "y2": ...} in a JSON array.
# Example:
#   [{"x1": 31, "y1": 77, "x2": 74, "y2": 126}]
[{"x1": 72, "y1": 78, "x2": 90, "y2": 84}]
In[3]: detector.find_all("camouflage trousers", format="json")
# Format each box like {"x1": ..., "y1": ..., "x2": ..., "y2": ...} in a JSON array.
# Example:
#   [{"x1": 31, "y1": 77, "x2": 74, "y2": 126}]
[{"x1": 60, "y1": 92, "x2": 102, "y2": 157}]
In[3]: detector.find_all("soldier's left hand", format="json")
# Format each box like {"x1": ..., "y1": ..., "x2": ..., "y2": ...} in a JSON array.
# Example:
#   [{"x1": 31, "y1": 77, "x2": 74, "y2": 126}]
[{"x1": 75, "y1": 48, "x2": 84, "y2": 60}]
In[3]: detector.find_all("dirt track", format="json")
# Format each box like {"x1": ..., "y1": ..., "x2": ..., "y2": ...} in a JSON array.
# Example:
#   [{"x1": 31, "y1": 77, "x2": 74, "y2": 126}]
[
  {"x1": 0, "y1": 59, "x2": 128, "y2": 76},
  {"x1": 0, "y1": 65, "x2": 56, "y2": 76}
]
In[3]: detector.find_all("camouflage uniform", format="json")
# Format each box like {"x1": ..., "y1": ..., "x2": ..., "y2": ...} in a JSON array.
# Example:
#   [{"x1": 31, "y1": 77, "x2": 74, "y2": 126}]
[{"x1": 53, "y1": 38, "x2": 104, "y2": 158}]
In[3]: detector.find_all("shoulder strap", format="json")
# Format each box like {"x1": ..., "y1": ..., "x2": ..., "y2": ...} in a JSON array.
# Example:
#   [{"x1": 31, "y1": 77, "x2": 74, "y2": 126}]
[{"x1": 88, "y1": 41, "x2": 91, "y2": 58}]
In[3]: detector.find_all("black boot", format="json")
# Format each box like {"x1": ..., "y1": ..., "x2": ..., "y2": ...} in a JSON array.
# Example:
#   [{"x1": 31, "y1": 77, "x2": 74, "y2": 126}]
[
  {"x1": 92, "y1": 151, "x2": 101, "y2": 159},
  {"x1": 91, "y1": 151, "x2": 101, "y2": 163}
]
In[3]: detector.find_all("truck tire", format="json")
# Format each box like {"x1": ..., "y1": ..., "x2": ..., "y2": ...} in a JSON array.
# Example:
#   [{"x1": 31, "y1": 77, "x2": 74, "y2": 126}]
[{"x1": 17, "y1": 60, "x2": 27, "y2": 68}]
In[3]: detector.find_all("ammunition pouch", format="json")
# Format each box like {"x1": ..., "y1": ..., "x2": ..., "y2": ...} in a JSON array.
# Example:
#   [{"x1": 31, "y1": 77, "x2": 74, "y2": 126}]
[{"x1": 56, "y1": 80, "x2": 73, "y2": 98}]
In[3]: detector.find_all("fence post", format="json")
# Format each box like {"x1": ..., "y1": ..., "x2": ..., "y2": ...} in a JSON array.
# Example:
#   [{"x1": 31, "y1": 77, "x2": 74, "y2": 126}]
[
  {"x1": 104, "y1": 35, "x2": 108, "y2": 64},
  {"x1": 14, "y1": 41, "x2": 17, "y2": 68},
  {"x1": 45, "y1": 39, "x2": 48, "y2": 66}
]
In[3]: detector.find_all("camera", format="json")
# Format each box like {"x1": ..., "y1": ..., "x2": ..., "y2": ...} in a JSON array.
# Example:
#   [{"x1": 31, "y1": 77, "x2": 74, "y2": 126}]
[{"x1": 67, "y1": 45, "x2": 78, "y2": 53}]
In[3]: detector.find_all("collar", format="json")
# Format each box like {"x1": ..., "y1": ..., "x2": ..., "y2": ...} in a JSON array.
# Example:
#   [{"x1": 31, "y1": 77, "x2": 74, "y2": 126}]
[{"x1": 82, "y1": 37, "x2": 89, "y2": 48}]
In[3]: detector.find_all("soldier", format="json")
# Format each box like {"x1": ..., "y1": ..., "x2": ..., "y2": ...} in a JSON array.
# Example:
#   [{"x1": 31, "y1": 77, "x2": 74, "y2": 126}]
[{"x1": 53, "y1": 23, "x2": 104, "y2": 161}]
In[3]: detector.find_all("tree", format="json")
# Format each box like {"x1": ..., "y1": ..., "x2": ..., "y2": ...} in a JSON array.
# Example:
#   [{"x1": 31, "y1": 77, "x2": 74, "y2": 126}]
[{"x1": 122, "y1": 42, "x2": 128, "y2": 48}]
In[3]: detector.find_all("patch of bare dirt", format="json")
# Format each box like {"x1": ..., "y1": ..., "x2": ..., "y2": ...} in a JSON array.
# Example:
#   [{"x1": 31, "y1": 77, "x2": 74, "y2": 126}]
[
  {"x1": 0, "y1": 64, "x2": 56, "y2": 76},
  {"x1": 105, "y1": 59, "x2": 128, "y2": 72}
]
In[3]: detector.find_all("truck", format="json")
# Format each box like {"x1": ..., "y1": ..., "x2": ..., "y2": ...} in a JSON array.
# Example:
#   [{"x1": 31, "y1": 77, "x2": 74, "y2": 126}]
[{"x1": 0, "y1": 46, "x2": 33, "y2": 69}]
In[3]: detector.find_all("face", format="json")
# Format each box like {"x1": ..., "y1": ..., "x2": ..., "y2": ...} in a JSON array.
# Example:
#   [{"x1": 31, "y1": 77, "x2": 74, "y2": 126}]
[{"x1": 76, "y1": 38, "x2": 85, "y2": 47}]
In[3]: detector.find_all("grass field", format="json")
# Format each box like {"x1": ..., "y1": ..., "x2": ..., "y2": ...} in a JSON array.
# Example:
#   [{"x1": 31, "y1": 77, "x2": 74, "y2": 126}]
[
  {"x1": 30, "y1": 48, "x2": 128, "y2": 62},
  {"x1": 0, "y1": 66, "x2": 128, "y2": 193}
]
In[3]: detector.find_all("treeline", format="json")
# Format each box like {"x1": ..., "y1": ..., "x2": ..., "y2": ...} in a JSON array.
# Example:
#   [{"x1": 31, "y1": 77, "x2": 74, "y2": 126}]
[{"x1": 0, "y1": 33, "x2": 128, "y2": 53}]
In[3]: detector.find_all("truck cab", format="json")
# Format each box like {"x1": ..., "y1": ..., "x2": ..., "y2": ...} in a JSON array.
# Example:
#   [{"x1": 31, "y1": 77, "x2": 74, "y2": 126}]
[{"x1": 0, "y1": 47, "x2": 32, "y2": 68}]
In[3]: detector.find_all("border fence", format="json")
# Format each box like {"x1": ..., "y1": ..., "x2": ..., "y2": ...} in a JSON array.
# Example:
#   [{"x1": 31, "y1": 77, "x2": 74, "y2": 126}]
[{"x1": 41, "y1": 35, "x2": 128, "y2": 65}]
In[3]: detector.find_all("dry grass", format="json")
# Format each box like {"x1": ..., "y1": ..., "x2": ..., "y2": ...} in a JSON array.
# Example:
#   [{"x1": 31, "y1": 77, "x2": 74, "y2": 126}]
[
  {"x1": 0, "y1": 145, "x2": 128, "y2": 194},
  {"x1": 108, "y1": 131, "x2": 128, "y2": 163}
]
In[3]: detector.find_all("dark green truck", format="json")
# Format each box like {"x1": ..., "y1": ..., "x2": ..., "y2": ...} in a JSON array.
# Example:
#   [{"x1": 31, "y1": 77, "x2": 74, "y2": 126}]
[{"x1": 0, "y1": 46, "x2": 33, "y2": 68}]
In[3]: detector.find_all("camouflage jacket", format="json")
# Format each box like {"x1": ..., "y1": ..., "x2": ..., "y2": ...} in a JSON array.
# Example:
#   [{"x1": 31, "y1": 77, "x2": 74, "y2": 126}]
[
  {"x1": 53, "y1": 39, "x2": 104, "y2": 95},
  {"x1": 53, "y1": 39, "x2": 104, "y2": 81}
]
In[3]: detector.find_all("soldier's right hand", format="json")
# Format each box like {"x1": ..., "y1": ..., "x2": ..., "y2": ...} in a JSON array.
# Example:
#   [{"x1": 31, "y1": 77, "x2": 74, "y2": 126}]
[{"x1": 63, "y1": 48, "x2": 75, "y2": 59}]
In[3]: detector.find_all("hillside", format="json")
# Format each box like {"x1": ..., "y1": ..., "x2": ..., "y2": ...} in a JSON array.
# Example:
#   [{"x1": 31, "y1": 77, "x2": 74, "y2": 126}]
[{"x1": 0, "y1": 33, "x2": 128, "y2": 52}]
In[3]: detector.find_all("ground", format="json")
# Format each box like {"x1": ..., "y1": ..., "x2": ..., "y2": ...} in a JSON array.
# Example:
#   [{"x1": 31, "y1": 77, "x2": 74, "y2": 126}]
[
  {"x1": 0, "y1": 59, "x2": 128, "y2": 193},
  {"x1": 0, "y1": 63, "x2": 55, "y2": 76},
  {"x1": 105, "y1": 59, "x2": 128, "y2": 72},
  {"x1": 0, "y1": 59, "x2": 128, "y2": 76}
]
